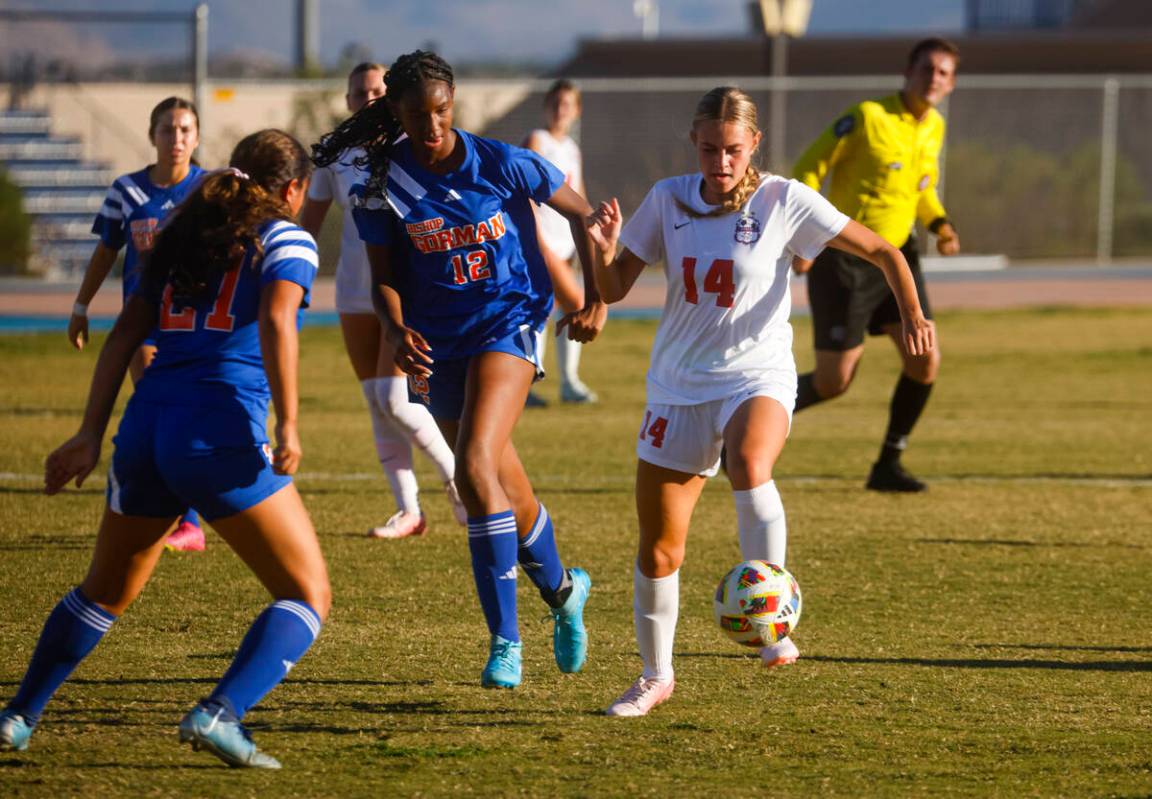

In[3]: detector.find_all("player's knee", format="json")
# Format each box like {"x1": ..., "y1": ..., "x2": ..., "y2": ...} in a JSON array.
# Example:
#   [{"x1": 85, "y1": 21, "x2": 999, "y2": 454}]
[
  {"x1": 905, "y1": 348, "x2": 940, "y2": 383},
  {"x1": 639, "y1": 542, "x2": 684, "y2": 578},
  {"x1": 457, "y1": 445, "x2": 501, "y2": 498},
  {"x1": 379, "y1": 390, "x2": 412, "y2": 421},
  {"x1": 79, "y1": 577, "x2": 138, "y2": 616},
  {"x1": 724, "y1": 447, "x2": 774, "y2": 488},
  {"x1": 813, "y1": 370, "x2": 853, "y2": 399},
  {"x1": 303, "y1": 580, "x2": 332, "y2": 622}
]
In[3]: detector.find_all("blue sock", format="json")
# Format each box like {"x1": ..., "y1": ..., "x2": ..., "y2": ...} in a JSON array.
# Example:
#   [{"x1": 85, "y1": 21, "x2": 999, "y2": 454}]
[
  {"x1": 7, "y1": 588, "x2": 116, "y2": 726},
  {"x1": 208, "y1": 600, "x2": 321, "y2": 719},
  {"x1": 181, "y1": 509, "x2": 200, "y2": 528},
  {"x1": 467, "y1": 511, "x2": 519, "y2": 642},
  {"x1": 518, "y1": 503, "x2": 567, "y2": 602}
]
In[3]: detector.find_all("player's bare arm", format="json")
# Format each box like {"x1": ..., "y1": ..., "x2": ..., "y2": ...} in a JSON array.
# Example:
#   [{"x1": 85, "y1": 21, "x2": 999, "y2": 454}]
[
  {"x1": 46, "y1": 294, "x2": 156, "y2": 493},
  {"x1": 588, "y1": 198, "x2": 644, "y2": 304},
  {"x1": 259, "y1": 279, "x2": 307, "y2": 475},
  {"x1": 545, "y1": 182, "x2": 608, "y2": 342},
  {"x1": 298, "y1": 197, "x2": 332, "y2": 239},
  {"x1": 827, "y1": 220, "x2": 935, "y2": 356},
  {"x1": 68, "y1": 243, "x2": 120, "y2": 350},
  {"x1": 365, "y1": 243, "x2": 433, "y2": 377}
]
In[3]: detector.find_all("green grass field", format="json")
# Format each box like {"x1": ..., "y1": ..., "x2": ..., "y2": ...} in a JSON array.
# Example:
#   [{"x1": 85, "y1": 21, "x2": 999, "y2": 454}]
[{"x1": 1, "y1": 307, "x2": 1150, "y2": 797}]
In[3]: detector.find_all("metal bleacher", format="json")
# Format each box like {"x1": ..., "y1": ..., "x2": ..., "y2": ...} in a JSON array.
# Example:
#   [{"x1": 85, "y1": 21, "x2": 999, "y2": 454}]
[{"x1": 0, "y1": 108, "x2": 111, "y2": 276}]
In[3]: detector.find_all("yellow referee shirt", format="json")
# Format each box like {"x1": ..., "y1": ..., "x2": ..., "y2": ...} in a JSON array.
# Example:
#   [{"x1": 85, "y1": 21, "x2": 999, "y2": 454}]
[{"x1": 793, "y1": 93, "x2": 948, "y2": 248}]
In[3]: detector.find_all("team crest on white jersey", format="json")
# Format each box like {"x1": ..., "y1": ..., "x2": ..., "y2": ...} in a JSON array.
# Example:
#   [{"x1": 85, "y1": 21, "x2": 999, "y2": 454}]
[{"x1": 734, "y1": 212, "x2": 761, "y2": 244}]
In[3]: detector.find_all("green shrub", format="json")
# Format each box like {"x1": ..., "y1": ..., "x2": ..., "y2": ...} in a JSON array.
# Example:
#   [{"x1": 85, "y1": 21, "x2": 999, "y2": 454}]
[{"x1": 0, "y1": 167, "x2": 31, "y2": 274}]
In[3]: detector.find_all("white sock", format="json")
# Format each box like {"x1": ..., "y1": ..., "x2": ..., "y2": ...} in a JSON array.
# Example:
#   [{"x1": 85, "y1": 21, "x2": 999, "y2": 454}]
[
  {"x1": 374, "y1": 376, "x2": 455, "y2": 483},
  {"x1": 556, "y1": 332, "x2": 582, "y2": 388},
  {"x1": 733, "y1": 480, "x2": 787, "y2": 567},
  {"x1": 634, "y1": 564, "x2": 678, "y2": 682},
  {"x1": 362, "y1": 380, "x2": 420, "y2": 514}
]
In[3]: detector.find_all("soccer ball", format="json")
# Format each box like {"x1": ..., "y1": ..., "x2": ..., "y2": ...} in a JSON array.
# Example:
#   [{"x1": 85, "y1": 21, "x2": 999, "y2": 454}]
[{"x1": 713, "y1": 560, "x2": 802, "y2": 647}]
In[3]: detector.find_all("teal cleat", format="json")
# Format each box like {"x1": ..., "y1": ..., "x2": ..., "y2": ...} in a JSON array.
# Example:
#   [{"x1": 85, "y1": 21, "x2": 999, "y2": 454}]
[
  {"x1": 481, "y1": 635, "x2": 522, "y2": 689},
  {"x1": 552, "y1": 567, "x2": 591, "y2": 673},
  {"x1": 0, "y1": 711, "x2": 33, "y2": 751},
  {"x1": 178, "y1": 703, "x2": 281, "y2": 769}
]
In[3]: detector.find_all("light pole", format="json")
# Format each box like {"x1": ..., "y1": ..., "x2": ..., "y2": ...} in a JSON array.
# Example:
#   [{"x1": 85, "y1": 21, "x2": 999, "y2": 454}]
[{"x1": 758, "y1": 0, "x2": 811, "y2": 173}]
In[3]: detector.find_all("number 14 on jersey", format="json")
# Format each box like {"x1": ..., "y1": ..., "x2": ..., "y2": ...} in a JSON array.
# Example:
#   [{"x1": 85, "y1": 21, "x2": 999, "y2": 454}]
[{"x1": 682, "y1": 257, "x2": 735, "y2": 308}]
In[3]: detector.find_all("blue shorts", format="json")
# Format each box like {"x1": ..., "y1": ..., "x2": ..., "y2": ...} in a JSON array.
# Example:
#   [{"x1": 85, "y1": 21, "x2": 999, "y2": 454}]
[
  {"x1": 106, "y1": 397, "x2": 291, "y2": 521},
  {"x1": 409, "y1": 322, "x2": 545, "y2": 420}
]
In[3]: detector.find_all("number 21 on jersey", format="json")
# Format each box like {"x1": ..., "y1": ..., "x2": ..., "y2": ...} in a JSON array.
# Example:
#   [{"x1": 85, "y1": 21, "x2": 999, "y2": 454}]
[
  {"x1": 159, "y1": 267, "x2": 240, "y2": 332},
  {"x1": 682, "y1": 257, "x2": 735, "y2": 308}
]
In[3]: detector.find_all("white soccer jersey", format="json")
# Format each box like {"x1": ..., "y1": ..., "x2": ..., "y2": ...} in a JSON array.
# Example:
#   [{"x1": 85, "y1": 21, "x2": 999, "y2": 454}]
[
  {"x1": 307, "y1": 147, "x2": 374, "y2": 313},
  {"x1": 528, "y1": 129, "x2": 582, "y2": 260},
  {"x1": 620, "y1": 174, "x2": 850, "y2": 405}
]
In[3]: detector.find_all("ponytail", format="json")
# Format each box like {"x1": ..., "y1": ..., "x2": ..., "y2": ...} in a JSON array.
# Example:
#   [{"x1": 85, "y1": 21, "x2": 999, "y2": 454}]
[
  {"x1": 312, "y1": 49, "x2": 455, "y2": 204},
  {"x1": 146, "y1": 129, "x2": 310, "y2": 306}
]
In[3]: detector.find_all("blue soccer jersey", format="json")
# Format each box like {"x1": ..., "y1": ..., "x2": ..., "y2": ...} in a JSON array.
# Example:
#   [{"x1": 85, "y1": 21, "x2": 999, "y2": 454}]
[
  {"x1": 131, "y1": 219, "x2": 318, "y2": 417},
  {"x1": 351, "y1": 130, "x2": 565, "y2": 360},
  {"x1": 92, "y1": 165, "x2": 206, "y2": 296}
]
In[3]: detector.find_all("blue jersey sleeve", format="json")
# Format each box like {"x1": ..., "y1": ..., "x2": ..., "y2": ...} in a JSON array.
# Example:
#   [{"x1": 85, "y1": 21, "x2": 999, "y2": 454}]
[
  {"x1": 504, "y1": 145, "x2": 566, "y2": 204},
  {"x1": 352, "y1": 202, "x2": 398, "y2": 247},
  {"x1": 259, "y1": 221, "x2": 319, "y2": 308},
  {"x1": 91, "y1": 179, "x2": 128, "y2": 251}
]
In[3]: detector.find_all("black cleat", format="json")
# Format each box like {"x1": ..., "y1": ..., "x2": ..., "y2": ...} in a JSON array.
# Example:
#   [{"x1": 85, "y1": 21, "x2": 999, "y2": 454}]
[
  {"x1": 866, "y1": 460, "x2": 927, "y2": 493},
  {"x1": 525, "y1": 391, "x2": 549, "y2": 409}
]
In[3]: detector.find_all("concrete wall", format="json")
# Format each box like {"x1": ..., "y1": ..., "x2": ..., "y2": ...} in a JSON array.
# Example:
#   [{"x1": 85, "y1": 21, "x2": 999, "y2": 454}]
[{"x1": 24, "y1": 78, "x2": 535, "y2": 175}]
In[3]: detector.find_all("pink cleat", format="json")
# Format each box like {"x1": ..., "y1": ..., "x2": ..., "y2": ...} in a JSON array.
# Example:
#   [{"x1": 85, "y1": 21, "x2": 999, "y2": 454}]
[
  {"x1": 760, "y1": 637, "x2": 800, "y2": 668},
  {"x1": 165, "y1": 521, "x2": 206, "y2": 552},
  {"x1": 444, "y1": 480, "x2": 468, "y2": 526},
  {"x1": 605, "y1": 676, "x2": 675, "y2": 717},
  {"x1": 368, "y1": 511, "x2": 427, "y2": 539}
]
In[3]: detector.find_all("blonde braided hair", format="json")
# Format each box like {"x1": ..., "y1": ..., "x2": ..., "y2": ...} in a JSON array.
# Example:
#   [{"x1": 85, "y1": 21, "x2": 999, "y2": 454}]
[{"x1": 683, "y1": 86, "x2": 765, "y2": 217}]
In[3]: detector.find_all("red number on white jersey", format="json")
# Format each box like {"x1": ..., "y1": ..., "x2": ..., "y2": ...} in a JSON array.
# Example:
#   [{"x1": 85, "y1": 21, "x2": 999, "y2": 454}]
[
  {"x1": 639, "y1": 410, "x2": 669, "y2": 449},
  {"x1": 158, "y1": 268, "x2": 241, "y2": 332},
  {"x1": 450, "y1": 250, "x2": 491, "y2": 285},
  {"x1": 680, "y1": 257, "x2": 735, "y2": 308}
]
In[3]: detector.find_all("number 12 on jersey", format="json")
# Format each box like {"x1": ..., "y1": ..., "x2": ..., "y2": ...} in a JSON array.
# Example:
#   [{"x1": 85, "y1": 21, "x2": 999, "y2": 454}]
[
  {"x1": 451, "y1": 250, "x2": 491, "y2": 285},
  {"x1": 682, "y1": 257, "x2": 735, "y2": 308}
]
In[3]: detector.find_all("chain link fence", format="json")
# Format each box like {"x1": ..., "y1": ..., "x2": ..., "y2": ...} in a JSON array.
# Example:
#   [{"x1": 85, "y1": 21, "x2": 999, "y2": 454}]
[{"x1": 482, "y1": 75, "x2": 1152, "y2": 261}]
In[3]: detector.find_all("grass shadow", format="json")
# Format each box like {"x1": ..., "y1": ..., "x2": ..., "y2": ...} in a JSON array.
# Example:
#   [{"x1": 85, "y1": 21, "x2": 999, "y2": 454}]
[
  {"x1": 807, "y1": 654, "x2": 1152, "y2": 672},
  {"x1": 974, "y1": 642, "x2": 1152, "y2": 654},
  {"x1": 915, "y1": 537, "x2": 1146, "y2": 549}
]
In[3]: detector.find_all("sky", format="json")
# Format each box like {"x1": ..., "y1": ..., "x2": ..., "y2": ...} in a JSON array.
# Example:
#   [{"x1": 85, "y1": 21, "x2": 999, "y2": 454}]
[{"x1": 0, "y1": 0, "x2": 967, "y2": 68}]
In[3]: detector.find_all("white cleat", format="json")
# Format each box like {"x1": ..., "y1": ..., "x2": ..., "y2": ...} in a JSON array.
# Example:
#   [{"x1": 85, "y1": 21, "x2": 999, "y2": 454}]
[
  {"x1": 444, "y1": 480, "x2": 468, "y2": 526},
  {"x1": 560, "y1": 380, "x2": 598, "y2": 404},
  {"x1": 368, "y1": 510, "x2": 427, "y2": 539},
  {"x1": 605, "y1": 676, "x2": 675, "y2": 717},
  {"x1": 760, "y1": 636, "x2": 800, "y2": 668}
]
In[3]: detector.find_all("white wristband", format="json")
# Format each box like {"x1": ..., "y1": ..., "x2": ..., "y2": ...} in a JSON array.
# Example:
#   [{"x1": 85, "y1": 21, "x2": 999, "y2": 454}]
[{"x1": 72, "y1": 302, "x2": 89, "y2": 317}]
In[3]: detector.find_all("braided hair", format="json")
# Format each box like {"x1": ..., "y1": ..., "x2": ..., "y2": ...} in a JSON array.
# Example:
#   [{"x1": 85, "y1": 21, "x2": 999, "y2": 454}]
[
  {"x1": 682, "y1": 86, "x2": 765, "y2": 218},
  {"x1": 146, "y1": 129, "x2": 311, "y2": 306},
  {"x1": 312, "y1": 50, "x2": 455, "y2": 203}
]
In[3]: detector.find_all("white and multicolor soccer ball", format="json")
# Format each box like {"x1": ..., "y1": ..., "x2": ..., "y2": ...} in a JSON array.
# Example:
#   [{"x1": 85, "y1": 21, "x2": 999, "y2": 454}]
[{"x1": 713, "y1": 560, "x2": 802, "y2": 647}]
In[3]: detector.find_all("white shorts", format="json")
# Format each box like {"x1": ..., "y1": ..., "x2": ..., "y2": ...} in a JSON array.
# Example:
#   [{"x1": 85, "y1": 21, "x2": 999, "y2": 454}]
[
  {"x1": 335, "y1": 253, "x2": 374, "y2": 315},
  {"x1": 636, "y1": 376, "x2": 797, "y2": 477}
]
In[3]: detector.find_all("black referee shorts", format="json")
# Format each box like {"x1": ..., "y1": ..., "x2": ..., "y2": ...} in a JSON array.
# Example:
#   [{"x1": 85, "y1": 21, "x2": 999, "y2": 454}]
[{"x1": 806, "y1": 236, "x2": 933, "y2": 352}]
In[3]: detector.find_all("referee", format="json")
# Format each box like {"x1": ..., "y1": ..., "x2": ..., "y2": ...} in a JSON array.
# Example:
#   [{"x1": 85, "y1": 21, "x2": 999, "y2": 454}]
[{"x1": 792, "y1": 37, "x2": 960, "y2": 492}]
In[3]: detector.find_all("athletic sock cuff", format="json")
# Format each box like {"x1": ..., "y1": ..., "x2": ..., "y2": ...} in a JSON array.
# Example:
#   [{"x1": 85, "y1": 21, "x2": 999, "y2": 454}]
[
  {"x1": 63, "y1": 587, "x2": 117, "y2": 632},
  {"x1": 269, "y1": 599, "x2": 322, "y2": 639},
  {"x1": 520, "y1": 502, "x2": 549, "y2": 549},
  {"x1": 467, "y1": 511, "x2": 517, "y2": 538}
]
